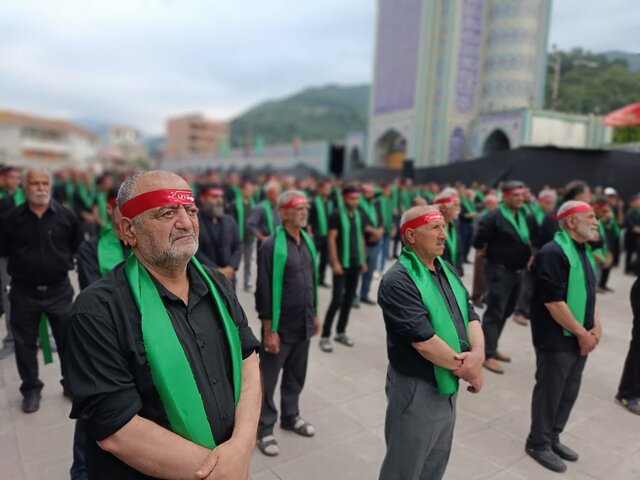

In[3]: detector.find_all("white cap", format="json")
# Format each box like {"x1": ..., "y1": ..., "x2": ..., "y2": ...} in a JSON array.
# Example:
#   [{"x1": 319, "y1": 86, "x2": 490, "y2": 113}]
[{"x1": 604, "y1": 187, "x2": 617, "y2": 196}]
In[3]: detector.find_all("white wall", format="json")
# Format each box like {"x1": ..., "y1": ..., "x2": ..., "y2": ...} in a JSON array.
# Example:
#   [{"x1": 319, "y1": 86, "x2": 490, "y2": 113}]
[{"x1": 529, "y1": 116, "x2": 587, "y2": 148}]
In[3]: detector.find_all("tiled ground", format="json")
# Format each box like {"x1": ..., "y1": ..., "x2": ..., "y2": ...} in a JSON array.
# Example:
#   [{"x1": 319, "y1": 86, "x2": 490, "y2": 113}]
[{"x1": 1, "y1": 261, "x2": 639, "y2": 479}]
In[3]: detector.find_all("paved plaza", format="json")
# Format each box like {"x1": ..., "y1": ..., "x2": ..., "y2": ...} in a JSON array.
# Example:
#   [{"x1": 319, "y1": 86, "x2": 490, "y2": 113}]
[{"x1": 1, "y1": 262, "x2": 639, "y2": 479}]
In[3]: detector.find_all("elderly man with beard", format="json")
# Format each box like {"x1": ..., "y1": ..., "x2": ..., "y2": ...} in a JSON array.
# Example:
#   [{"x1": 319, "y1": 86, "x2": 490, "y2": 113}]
[
  {"x1": 0, "y1": 168, "x2": 83, "y2": 412},
  {"x1": 197, "y1": 184, "x2": 241, "y2": 286},
  {"x1": 255, "y1": 190, "x2": 319, "y2": 456},
  {"x1": 65, "y1": 171, "x2": 261, "y2": 480},
  {"x1": 377, "y1": 205, "x2": 484, "y2": 480},
  {"x1": 525, "y1": 201, "x2": 601, "y2": 473},
  {"x1": 434, "y1": 188, "x2": 463, "y2": 275}
]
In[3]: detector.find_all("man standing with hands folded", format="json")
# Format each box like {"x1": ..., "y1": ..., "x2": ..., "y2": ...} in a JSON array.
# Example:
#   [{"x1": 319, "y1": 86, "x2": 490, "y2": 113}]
[
  {"x1": 378, "y1": 205, "x2": 484, "y2": 480},
  {"x1": 525, "y1": 200, "x2": 601, "y2": 473}
]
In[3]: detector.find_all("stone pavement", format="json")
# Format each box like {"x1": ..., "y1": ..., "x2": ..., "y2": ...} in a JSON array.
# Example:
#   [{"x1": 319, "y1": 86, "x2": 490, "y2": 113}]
[{"x1": 1, "y1": 263, "x2": 639, "y2": 479}]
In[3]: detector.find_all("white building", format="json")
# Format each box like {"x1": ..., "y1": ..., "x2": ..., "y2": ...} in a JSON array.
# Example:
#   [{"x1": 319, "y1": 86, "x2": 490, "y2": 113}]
[{"x1": 0, "y1": 109, "x2": 98, "y2": 169}]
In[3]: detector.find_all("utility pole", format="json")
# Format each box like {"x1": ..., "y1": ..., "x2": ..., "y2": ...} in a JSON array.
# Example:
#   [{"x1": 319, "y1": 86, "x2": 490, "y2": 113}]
[{"x1": 551, "y1": 45, "x2": 562, "y2": 110}]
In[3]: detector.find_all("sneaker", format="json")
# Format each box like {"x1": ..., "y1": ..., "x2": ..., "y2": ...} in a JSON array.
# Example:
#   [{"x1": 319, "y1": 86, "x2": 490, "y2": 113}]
[
  {"x1": 615, "y1": 395, "x2": 640, "y2": 415},
  {"x1": 319, "y1": 337, "x2": 333, "y2": 353},
  {"x1": 525, "y1": 446, "x2": 567, "y2": 473},
  {"x1": 334, "y1": 333, "x2": 355, "y2": 347}
]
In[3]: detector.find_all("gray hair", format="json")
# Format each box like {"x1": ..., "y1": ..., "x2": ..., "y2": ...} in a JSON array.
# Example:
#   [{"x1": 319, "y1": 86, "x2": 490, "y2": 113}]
[
  {"x1": 538, "y1": 189, "x2": 557, "y2": 200},
  {"x1": 265, "y1": 180, "x2": 281, "y2": 194},
  {"x1": 278, "y1": 190, "x2": 306, "y2": 208},
  {"x1": 22, "y1": 168, "x2": 52, "y2": 184},
  {"x1": 557, "y1": 200, "x2": 590, "y2": 229},
  {"x1": 434, "y1": 187, "x2": 459, "y2": 206}
]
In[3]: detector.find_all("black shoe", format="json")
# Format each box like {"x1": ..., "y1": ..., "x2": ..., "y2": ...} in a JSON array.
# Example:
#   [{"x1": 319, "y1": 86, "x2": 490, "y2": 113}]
[
  {"x1": 360, "y1": 297, "x2": 376, "y2": 306},
  {"x1": 525, "y1": 447, "x2": 567, "y2": 473},
  {"x1": 552, "y1": 442, "x2": 579, "y2": 462},
  {"x1": 22, "y1": 393, "x2": 41, "y2": 414}
]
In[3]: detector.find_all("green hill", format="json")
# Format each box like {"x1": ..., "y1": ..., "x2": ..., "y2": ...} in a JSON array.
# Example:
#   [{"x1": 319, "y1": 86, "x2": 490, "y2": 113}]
[{"x1": 229, "y1": 84, "x2": 370, "y2": 147}]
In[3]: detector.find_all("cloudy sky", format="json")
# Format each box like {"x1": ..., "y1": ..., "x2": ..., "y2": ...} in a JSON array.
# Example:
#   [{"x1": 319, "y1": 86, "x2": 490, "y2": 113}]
[{"x1": 0, "y1": 0, "x2": 637, "y2": 134}]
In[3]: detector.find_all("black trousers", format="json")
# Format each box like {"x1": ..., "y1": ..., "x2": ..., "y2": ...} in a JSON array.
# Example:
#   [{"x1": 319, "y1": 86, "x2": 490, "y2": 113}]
[
  {"x1": 624, "y1": 233, "x2": 639, "y2": 273},
  {"x1": 514, "y1": 268, "x2": 535, "y2": 318},
  {"x1": 322, "y1": 267, "x2": 360, "y2": 338},
  {"x1": 599, "y1": 267, "x2": 611, "y2": 288},
  {"x1": 618, "y1": 278, "x2": 640, "y2": 399},
  {"x1": 9, "y1": 281, "x2": 73, "y2": 396},
  {"x1": 527, "y1": 348, "x2": 587, "y2": 450},
  {"x1": 482, "y1": 263, "x2": 521, "y2": 358},
  {"x1": 459, "y1": 221, "x2": 474, "y2": 262},
  {"x1": 314, "y1": 237, "x2": 329, "y2": 285},
  {"x1": 258, "y1": 339, "x2": 310, "y2": 437}
]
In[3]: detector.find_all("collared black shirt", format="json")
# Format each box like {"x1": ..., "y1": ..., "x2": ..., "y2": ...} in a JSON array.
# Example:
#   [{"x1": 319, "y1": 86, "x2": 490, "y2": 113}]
[
  {"x1": 473, "y1": 208, "x2": 532, "y2": 270},
  {"x1": 530, "y1": 238, "x2": 596, "y2": 352},
  {"x1": 378, "y1": 260, "x2": 480, "y2": 385},
  {"x1": 77, "y1": 236, "x2": 128, "y2": 290},
  {"x1": 65, "y1": 262, "x2": 260, "y2": 479},
  {"x1": 328, "y1": 209, "x2": 370, "y2": 267},
  {"x1": 0, "y1": 200, "x2": 83, "y2": 287},
  {"x1": 255, "y1": 231, "x2": 315, "y2": 343},
  {"x1": 197, "y1": 211, "x2": 241, "y2": 269},
  {"x1": 532, "y1": 211, "x2": 559, "y2": 249}
]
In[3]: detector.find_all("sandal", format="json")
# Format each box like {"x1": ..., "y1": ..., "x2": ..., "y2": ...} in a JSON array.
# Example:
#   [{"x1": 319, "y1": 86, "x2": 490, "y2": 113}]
[
  {"x1": 257, "y1": 435, "x2": 279, "y2": 456},
  {"x1": 281, "y1": 417, "x2": 315, "y2": 437}
]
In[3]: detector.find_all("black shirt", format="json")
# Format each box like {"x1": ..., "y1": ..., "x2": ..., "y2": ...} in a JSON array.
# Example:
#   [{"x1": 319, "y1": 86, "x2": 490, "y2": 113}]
[
  {"x1": 247, "y1": 202, "x2": 282, "y2": 239},
  {"x1": 77, "y1": 236, "x2": 128, "y2": 290},
  {"x1": 308, "y1": 195, "x2": 331, "y2": 239},
  {"x1": 473, "y1": 208, "x2": 532, "y2": 270},
  {"x1": 65, "y1": 262, "x2": 260, "y2": 479},
  {"x1": 530, "y1": 238, "x2": 596, "y2": 352},
  {"x1": 197, "y1": 211, "x2": 241, "y2": 269},
  {"x1": 532, "y1": 211, "x2": 559, "y2": 249},
  {"x1": 378, "y1": 260, "x2": 480, "y2": 385},
  {"x1": 328, "y1": 209, "x2": 369, "y2": 268},
  {"x1": 0, "y1": 200, "x2": 83, "y2": 287},
  {"x1": 255, "y1": 231, "x2": 315, "y2": 343}
]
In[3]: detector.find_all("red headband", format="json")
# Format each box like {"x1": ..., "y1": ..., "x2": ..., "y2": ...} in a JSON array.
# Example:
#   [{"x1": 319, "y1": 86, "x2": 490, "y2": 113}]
[
  {"x1": 120, "y1": 189, "x2": 195, "y2": 218},
  {"x1": 200, "y1": 187, "x2": 225, "y2": 198},
  {"x1": 557, "y1": 204, "x2": 593, "y2": 220},
  {"x1": 503, "y1": 187, "x2": 525, "y2": 196},
  {"x1": 281, "y1": 196, "x2": 309, "y2": 209},
  {"x1": 400, "y1": 211, "x2": 444, "y2": 236},
  {"x1": 433, "y1": 196, "x2": 459, "y2": 205}
]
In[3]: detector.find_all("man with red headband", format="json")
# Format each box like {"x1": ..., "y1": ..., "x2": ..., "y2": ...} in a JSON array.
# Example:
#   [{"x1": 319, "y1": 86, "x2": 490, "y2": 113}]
[
  {"x1": 378, "y1": 205, "x2": 484, "y2": 480},
  {"x1": 65, "y1": 171, "x2": 261, "y2": 479},
  {"x1": 0, "y1": 168, "x2": 83, "y2": 412},
  {"x1": 319, "y1": 184, "x2": 369, "y2": 352},
  {"x1": 255, "y1": 190, "x2": 319, "y2": 456},
  {"x1": 590, "y1": 198, "x2": 614, "y2": 293},
  {"x1": 434, "y1": 188, "x2": 463, "y2": 275},
  {"x1": 473, "y1": 180, "x2": 532, "y2": 374},
  {"x1": 525, "y1": 200, "x2": 601, "y2": 473},
  {"x1": 196, "y1": 184, "x2": 241, "y2": 285}
]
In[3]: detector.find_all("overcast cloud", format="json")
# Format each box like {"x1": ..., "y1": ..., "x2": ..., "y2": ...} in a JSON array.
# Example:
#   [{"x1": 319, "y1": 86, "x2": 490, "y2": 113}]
[{"x1": 0, "y1": 0, "x2": 637, "y2": 134}]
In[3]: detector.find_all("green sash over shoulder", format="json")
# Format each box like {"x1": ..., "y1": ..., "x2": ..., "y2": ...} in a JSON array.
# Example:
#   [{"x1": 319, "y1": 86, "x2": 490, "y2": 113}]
[
  {"x1": 97, "y1": 223, "x2": 125, "y2": 276},
  {"x1": 14, "y1": 187, "x2": 26, "y2": 206},
  {"x1": 445, "y1": 222, "x2": 458, "y2": 265},
  {"x1": 125, "y1": 254, "x2": 243, "y2": 447},
  {"x1": 554, "y1": 230, "x2": 596, "y2": 337},
  {"x1": 498, "y1": 202, "x2": 530, "y2": 244},
  {"x1": 338, "y1": 204, "x2": 365, "y2": 268},
  {"x1": 313, "y1": 195, "x2": 328, "y2": 237},
  {"x1": 398, "y1": 248, "x2": 469, "y2": 395},
  {"x1": 262, "y1": 200, "x2": 275, "y2": 235},
  {"x1": 271, "y1": 226, "x2": 318, "y2": 332}
]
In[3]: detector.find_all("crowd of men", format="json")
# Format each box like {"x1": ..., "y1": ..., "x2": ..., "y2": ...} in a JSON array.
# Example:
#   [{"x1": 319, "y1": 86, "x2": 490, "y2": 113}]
[{"x1": 0, "y1": 164, "x2": 639, "y2": 479}]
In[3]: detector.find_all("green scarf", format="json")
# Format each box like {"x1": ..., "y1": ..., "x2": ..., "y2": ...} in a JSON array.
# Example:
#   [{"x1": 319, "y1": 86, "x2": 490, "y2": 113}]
[
  {"x1": 460, "y1": 197, "x2": 477, "y2": 214},
  {"x1": 391, "y1": 185, "x2": 399, "y2": 213},
  {"x1": 124, "y1": 254, "x2": 242, "y2": 447},
  {"x1": 96, "y1": 192, "x2": 109, "y2": 227},
  {"x1": 65, "y1": 180, "x2": 75, "y2": 207},
  {"x1": 530, "y1": 202, "x2": 546, "y2": 226},
  {"x1": 97, "y1": 223, "x2": 125, "y2": 276},
  {"x1": 399, "y1": 189, "x2": 412, "y2": 211},
  {"x1": 313, "y1": 195, "x2": 328, "y2": 236},
  {"x1": 398, "y1": 248, "x2": 469, "y2": 395},
  {"x1": 474, "y1": 189, "x2": 485, "y2": 203},
  {"x1": 338, "y1": 204, "x2": 365, "y2": 268},
  {"x1": 379, "y1": 196, "x2": 393, "y2": 233},
  {"x1": 262, "y1": 200, "x2": 275, "y2": 235},
  {"x1": 38, "y1": 315, "x2": 53, "y2": 364},
  {"x1": 271, "y1": 226, "x2": 318, "y2": 332},
  {"x1": 554, "y1": 230, "x2": 596, "y2": 337},
  {"x1": 235, "y1": 194, "x2": 254, "y2": 242},
  {"x1": 77, "y1": 181, "x2": 97, "y2": 210},
  {"x1": 603, "y1": 218, "x2": 621, "y2": 238},
  {"x1": 592, "y1": 221, "x2": 608, "y2": 257},
  {"x1": 359, "y1": 195, "x2": 379, "y2": 227},
  {"x1": 445, "y1": 222, "x2": 458, "y2": 265},
  {"x1": 14, "y1": 187, "x2": 26, "y2": 206},
  {"x1": 423, "y1": 190, "x2": 435, "y2": 202},
  {"x1": 498, "y1": 202, "x2": 530, "y2": 244}
]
